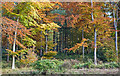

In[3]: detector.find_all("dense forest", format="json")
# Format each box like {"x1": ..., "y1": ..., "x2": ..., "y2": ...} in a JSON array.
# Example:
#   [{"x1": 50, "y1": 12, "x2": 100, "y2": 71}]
[{"x1": 1, "y1": 0, "x2": 120, "y2": 74}]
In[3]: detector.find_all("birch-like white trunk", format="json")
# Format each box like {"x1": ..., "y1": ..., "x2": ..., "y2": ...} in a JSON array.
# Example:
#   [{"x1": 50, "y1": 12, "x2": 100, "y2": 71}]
[
  {"x1": 116, "y1": 4, "x2": 119, "y2": 58},
  {"x1": 91, "y1": 0, "x2": 97, "y2": 65},
  {"x1": 113, "y1": 4, "x2": 118, "y2": 58},
  {"x1": 12, "y1": 18, "x2": 18, "y2": 69}
]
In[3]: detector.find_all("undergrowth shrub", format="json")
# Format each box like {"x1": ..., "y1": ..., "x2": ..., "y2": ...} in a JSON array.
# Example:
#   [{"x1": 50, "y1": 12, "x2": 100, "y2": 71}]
[
  {"x1": 33, "y1": 59, "x2": 64, "y2": 73},
  {"x1": 59, "y1": 59, "x2": 80, "y2": 69},
  {"x1": 73, "y1": 59, "x2": 93, "y2": 69},
  {"x1": 73, "y1": 62, "x2": 120, "y2": 69},
  {"x1": 2, "y1": 61, "x2": 11, "y2": 68},
  {"x1": 16, "y1": 49, "x2": 38, "y2": 68}
]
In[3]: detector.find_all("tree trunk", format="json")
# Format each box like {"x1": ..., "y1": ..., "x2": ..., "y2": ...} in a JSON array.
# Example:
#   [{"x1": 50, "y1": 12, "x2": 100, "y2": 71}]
[
  {"x1": 91, "y1": 0, "x2": 97, "y2": 65},
  {"x1": 53, "y1": 31, "x2": 55, "y2": 51},
  {"x1": 82, "y1": 29, "x2": 85, "y2": 59},
  {"x1": 94, "y1": 27, "x2": 97, "y2": 65},
  {"x1": 40, "y1": 31, "x2": 42, "y2": 56},
  {"x1": 65, "y1": 27, "x2": 67, "y2": 55},
  {"x1": 113, "y1": 4, "x2": 118, "y2": 59},
  {"x1": 56, "y1": 32, "x2": 58, "y2": 52},
  {"x1": 63, "y1": 27, "x2": 65, "y2": 53},
  {"x1": 0, "y1": 17, "x2": 2, "y2": 73},
  {"x1": 12, "y1": 18, "x2": 18, "y2": 69},
  {"x1": 72, "y1": 28, "x2": 73, "y2": 47},
  {"x1": 7, "y1": 38, "x2": 9, "y2": 62},
  {"x1": 20, "y1": 35, "x2": 22, "y2": 59},
  {"x1": 59, "y1": 28, "x2": 61, "y2": 52},
  {"x1": 61, "y1": 28, "x2": 63, "y2": 52},
  {"x1": 116, "y1": 4, "x2": 119, "y2": 59},
  {"x1": 45, "y1": 30, "x2": 48, "y2": 53}
]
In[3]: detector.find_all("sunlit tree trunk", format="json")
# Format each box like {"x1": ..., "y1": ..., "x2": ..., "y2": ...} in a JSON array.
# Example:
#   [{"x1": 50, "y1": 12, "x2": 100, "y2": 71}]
[
  {"x1": 91, "y1": 0, "x2": 97, "y2": 65},
  {"x1": 113, "y1": 4, "x2": 118, "y2": 59},
  {"x1": 116, "y1": 3, "x2": 119, "y2": 59},
  {"x1": 82, "y1": 29, "x2": 84, "y2": 59},
  {"x1": 12, "y1": 18, "x2": 18, "y2": 69}
]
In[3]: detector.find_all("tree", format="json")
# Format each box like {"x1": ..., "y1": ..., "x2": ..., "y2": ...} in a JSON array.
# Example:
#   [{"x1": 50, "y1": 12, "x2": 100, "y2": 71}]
[
  {"x1": 0, "y1": 27, "x2": 1, "y2": 74},
  {"x1": 12, "y1": 17, "x2": 19, "y2": 69},
  {"x1": 112, "y1": 2, "x2": 119, "y2": 60},
  {"x1": 82, "y1": 28, "x2": 85, "y2": 59},
  {"x1": 2, "y1": 2, "x2": 60, "y2": 57},
  {"x1": 91, "y1": 0, "x2": 97, "y2": 65}
]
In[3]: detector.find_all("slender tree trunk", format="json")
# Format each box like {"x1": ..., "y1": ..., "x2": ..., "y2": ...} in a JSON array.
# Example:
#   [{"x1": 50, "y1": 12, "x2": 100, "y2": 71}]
[
  {"x1": 7, "y1": 38, "x2": 9, "y2": 62},
  {"x1": 53, "y1": 31, "x2": 55, "y2": 51},
  {"x1": 59, "y1": 28, "x2": 61, "y2": 52},
  {"x1": 71, "y1": 28, "x2": 74, "y2": 55},
  {"x1": 39, "y1": 20, "x2": 43, "y2": 56},
  {"x1": 12, "y1": 18, "x2": 18, "y2": 69},
  {"x1": 63, "y1": 27, "x2": 65, "y2": 53},
  {"x1": 113, "y1": 4, "x2": 118, "y2": 58},
  {"x1": 65, "y1": 28, "x2": 67, "y2": 55},
  {"x1": 91, "y1": 0, "x2": 97, "y2": 65},
  {"x1": 82, "y1": 29, "x2": 85, "y2": 59},
  {"x1": 58, "y1": 31, "x2": 60, "y2": 52},
  {"x1": 0, "y1": 17, "x2": 2, "y2": 74},
  {"x1": 76, "y1": 31, "x2": 78, "y2": 54},
  {"x1": 61, "y1": 28, "x2": 63, "y2": 52},
  {"x1": 65, "y1": 27, "x2": 67, "y2": 55},
  {"x1": 20, "y1": 35, "x2": 22, "y2": 59},
  {"x1": 72, "y1": 28, "x2": 73, "y2": 47},
  {"x1": 0, "y1": 4, "x2": 2, "y2": 75},
  {"x1": 116, "y1": 4, "x2": 119, "y2": 59},
  {"x1": 40, "y1": 31, "x2": 42, "y2": 56},
  {"x1": 94, "y1": 27, "x2": 97, "y2": 65},
  {"x1": 45, "y1": 30, "x2": 48, "y2": 53},
  {"x1": 70, "y1": 28, "x2": 71, "y2": 48},
  {"x1": 56, "y1": 32, "x2": 58, "y2": 52}
]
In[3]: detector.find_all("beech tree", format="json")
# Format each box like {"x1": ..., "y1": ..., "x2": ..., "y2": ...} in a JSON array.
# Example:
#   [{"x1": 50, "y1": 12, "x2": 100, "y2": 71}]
[
  {"x1": 112, "y1": 2, "x2": 119, "y2": 60},
  {"x1": 91, "y1": 0, "x2": 97, "y2": 65},
  {"x1": 11, "y1": 17, "x2": 18, "y2": 69},
  {"x1": 2, "y1": 2, "x2": 60, "y2": 58}
]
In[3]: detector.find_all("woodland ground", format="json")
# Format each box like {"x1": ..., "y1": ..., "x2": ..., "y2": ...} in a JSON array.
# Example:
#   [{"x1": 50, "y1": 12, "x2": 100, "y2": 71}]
[
  {"x1": 2, "y1": 53, "x2": 120, "y2": 74},
  {"x1": 2, "y1": 68, "x2": 119, "y2": 74}
]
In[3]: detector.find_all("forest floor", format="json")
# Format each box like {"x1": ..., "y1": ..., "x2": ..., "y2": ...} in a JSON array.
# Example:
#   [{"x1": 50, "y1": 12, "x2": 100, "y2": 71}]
[
  {"x1": 65, "y1": 69, "x2": 119, "y2": 74},
  {"x1": 2, "y1": 68, "x2": 119, "y2": 74}
]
